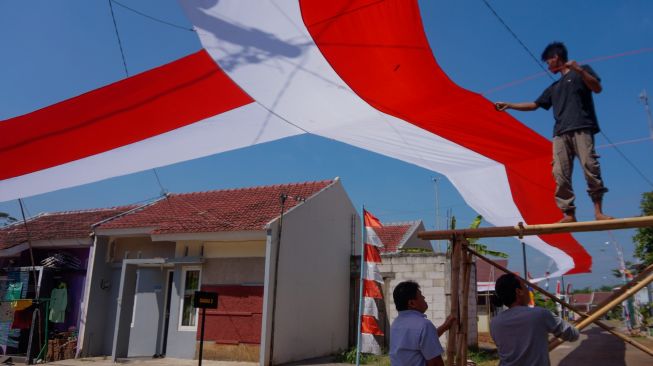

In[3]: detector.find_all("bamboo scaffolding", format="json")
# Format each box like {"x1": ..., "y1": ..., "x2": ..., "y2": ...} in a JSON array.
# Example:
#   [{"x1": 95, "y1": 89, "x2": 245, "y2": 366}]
[
  {"x1": 445, "y1": 237, "x2": 462, "y2": 366},
  {"x1": 418, "y1": 215, "x2": 653, "y2": 240},
  {"x1": 468, "y1": 247, "x2": 653, "y2": 357},
  {"x1": 427, "y1": 216, "x2": 653, "y2": 363},
  {"x1": 458, "y1": 249, "x2": 472, "y2": 366}
]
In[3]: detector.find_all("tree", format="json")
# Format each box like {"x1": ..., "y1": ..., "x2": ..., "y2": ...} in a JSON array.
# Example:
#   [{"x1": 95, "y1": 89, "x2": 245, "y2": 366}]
[
  {"x1": 0, "y1": 212, "x2": 16, "y2": 227},
  {"x1": 633, "y1": 191, "x2": 653, "y2": 266},
  {"x1": 467, "y1": 215, "x2": 509, "y2": 258}
]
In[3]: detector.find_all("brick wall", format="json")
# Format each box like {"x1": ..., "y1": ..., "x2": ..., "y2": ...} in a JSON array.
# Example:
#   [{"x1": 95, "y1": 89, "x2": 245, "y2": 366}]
[{"x1": 377, "y1": 253, "x2": 477, "y2": 349}]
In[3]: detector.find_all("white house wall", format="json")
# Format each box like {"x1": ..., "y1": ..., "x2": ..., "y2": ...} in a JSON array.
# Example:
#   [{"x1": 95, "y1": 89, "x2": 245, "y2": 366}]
[{"x1": 260, "y1": 180, "x2": 358, "y2": 365}]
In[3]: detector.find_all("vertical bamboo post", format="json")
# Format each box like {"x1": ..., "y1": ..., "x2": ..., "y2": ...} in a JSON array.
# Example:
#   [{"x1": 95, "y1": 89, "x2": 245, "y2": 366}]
[
  {"x1": 446, "y1": 235, "x2": 462, "y2": 366},
  {"x1": 458, "y1": 246, "x2": 472, "y2": 366}
]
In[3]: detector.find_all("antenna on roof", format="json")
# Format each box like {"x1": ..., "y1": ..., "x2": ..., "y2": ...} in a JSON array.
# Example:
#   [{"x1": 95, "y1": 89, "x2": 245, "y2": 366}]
[{"x1": 638, "y1": 89, "x2": 653, "y2": 140}]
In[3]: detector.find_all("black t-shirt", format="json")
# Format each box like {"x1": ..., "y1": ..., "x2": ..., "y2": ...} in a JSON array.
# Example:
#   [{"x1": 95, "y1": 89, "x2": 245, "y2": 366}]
[{"x1": 535, "y1": 65, "x2": 601, "y2": 137}]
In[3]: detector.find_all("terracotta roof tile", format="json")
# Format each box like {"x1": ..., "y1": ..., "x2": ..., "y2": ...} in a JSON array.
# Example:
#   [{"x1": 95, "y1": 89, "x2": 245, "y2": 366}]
[
  {"x1": 591, "y1": 291, "x2": 613, "y2": 305},
  {"x1": 0, "y1": 206, "x2": 137, "y2": 249},
  {"x1": 570, "y1": 293, "x2": 593, "y2": 305},
  {"x1": 98, "y1": 180, "x2": 334, "y2": 234},
  {"x1": 377, "y1": 223, "x2": 416, "y2": 253}
]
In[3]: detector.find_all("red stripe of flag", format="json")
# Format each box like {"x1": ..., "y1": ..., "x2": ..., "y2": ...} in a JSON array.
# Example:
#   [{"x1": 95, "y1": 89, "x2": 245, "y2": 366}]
[
  {"x1": 0, "y1": 50, "x2": 253, "y2": 180},
  {"x1": 364, "y1": 244, "x2": 381, "y2": 263},
  {"x1": 363, "y1": 279, "x2": 383, "y2": 299},
  {"x1": 361, "y1": 315, "x2": 384, "y2": 335},
  {"x1": 363, "y1": 209, "x2": 382, "y2": 229},
  {"x1": 301, "y1": 0, "x2": 591, "y2": 274}
]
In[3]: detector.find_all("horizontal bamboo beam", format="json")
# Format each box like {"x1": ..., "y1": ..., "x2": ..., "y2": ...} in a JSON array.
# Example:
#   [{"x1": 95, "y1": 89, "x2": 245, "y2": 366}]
[{"x1": 418, "y1": 215, "x2": 653, "y2": 240}]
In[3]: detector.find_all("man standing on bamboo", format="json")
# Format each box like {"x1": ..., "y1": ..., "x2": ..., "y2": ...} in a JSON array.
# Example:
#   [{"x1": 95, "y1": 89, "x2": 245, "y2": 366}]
[
  {"x1": 491, "y1": 273, "x2": 579, "y2": 366},
  {"x1": 495, "y1": 41, "x2": 612, "y2": 223}
]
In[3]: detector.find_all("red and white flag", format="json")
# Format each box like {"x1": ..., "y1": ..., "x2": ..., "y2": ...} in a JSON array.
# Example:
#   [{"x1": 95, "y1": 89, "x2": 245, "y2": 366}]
[
  {"x1": 0, "y1": 0, "x2": 592, "y2": 278},
  {"x1": 360, "y1": 210, "x2": 384, "y2": 354}
]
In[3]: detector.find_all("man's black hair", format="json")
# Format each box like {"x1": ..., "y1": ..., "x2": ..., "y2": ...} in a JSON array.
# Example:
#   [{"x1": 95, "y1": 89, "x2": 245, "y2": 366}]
[
  {"x1": 494, "y1": 273, "x2": 522, "y2": 307},
  {"x1": 393, "y1": 281, "x2": 420, "y2": 311},
  {"x1": 541, "y1": 41, "x2": 568, "y2": 62}
]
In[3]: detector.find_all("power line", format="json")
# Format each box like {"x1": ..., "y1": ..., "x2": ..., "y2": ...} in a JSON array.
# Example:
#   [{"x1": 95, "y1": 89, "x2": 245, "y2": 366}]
[
  {"x1": 108, "y1": 0, "x2": 129, "y2": 77},
  {"x1": 479, "y1": 0, "x2": 553, "y2": 80},
  {"x1": 599, "y1": 131, "x2": 653, "y2": 187},
  {"x1": 479, "y1": 0, "x2": 653, "y2": 188},
  {"x1": 110, "y1": 0, "x2": 195, "y2": 32}
]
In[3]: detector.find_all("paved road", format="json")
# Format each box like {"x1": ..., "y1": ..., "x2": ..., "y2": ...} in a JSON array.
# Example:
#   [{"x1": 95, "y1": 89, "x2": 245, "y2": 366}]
[{"x1": 550, "y1": 325, "x2": 652, "y2": 366}]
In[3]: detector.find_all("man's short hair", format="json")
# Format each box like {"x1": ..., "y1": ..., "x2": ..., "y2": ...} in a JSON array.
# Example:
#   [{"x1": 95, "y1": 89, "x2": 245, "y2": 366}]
[
  {"x1": 495, "y1": 273, "x2": 521, "y2": 306},
  {"x1": 541, "y1": 41, "x2": 568, "y2": 62},
  {"x1": 393, "y1": 281, "x2": 420, "y2": 311}
]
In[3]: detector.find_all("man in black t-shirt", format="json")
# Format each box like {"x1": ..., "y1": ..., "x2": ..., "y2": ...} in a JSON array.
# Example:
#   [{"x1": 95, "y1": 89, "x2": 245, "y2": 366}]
[{"x1": 494, "y1": 42, "x2": 612, "y2": 223}]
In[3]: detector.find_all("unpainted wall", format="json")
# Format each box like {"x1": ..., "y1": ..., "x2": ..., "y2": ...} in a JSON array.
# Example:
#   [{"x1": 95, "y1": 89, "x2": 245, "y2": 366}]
[{"x1": 260, "y1": 181, "x2": 357, "y2": 365}]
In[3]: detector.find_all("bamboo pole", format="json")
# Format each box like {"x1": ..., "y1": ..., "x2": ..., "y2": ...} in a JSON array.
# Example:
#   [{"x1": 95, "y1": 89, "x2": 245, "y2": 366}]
[
  {"x1": 446, "y1": 236, "x2": 462, "y2": 366},
  {"x1": 468, "y1": 247, "x2": 653, "y2": 357},
  {"x1": 549, "y1": 271, "x2": 653, "y2": 352},
  {"x1": 458, "y1": 249, "x2": 472, "y2": 366},
  {"x1": 418, "y1": 215, "x2": 653, "y2": 240}
]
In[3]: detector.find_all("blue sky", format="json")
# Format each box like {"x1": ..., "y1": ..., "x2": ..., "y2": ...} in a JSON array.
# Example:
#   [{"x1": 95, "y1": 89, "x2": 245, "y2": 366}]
[{"x1": 2, "y1": 0, "x2": 652, "y2": 289}]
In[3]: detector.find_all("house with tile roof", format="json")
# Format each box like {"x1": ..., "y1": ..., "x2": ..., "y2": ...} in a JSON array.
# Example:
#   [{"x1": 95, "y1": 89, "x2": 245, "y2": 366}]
[
  {"x1": 0, "y1": 206, "x2": 135, "y2": 362},
  {"x1": 81, "y1": 178, "x2": 358, "y2": 365},
  {"x1": 570, "y1": 292, "x2": 593, "y2": 313}
]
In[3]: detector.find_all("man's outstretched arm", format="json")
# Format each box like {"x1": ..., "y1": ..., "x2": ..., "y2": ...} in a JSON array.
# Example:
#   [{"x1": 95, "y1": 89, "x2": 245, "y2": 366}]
[
  {"x1": 495, "y1": 101, "x2": 538, "y2": 112},
  {"x1": 545, "y1": 311, "x2": 580, "y2": 341}
]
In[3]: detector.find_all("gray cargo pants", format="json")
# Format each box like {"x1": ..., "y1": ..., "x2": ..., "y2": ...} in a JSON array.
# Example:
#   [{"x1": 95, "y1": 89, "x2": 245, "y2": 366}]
[{"x1": 552, "y1": 129, "x2": 608, "y2": 214}]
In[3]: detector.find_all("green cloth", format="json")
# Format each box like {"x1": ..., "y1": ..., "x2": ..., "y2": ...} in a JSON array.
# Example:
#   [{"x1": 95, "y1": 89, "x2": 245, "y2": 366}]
[
  {"x1": 5, "y1": 283, "x2": 23, "y2": 301},
  {"x1": 49, "y1": 287, "x2": 67, "y2": 323}
]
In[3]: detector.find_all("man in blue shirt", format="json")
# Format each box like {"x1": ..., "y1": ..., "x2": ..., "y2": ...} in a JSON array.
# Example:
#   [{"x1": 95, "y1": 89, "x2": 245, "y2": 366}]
[{"x1": 389, "y1": 281, "x2": 455, "y2": 366}]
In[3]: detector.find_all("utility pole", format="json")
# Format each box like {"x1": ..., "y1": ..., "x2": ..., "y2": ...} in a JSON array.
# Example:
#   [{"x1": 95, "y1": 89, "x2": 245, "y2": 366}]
[
  {"x1": 608, "y1": 240, "x2": 637, "y2": 330},
  {"x1": 433, "y1": 177, "x2": 441, "y2": 253},
  {"x1": 639, "y1": 89, "x2": 653, "y2": 140}
]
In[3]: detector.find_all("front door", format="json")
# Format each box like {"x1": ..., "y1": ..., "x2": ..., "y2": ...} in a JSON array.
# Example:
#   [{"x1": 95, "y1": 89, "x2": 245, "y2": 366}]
[{"x1": 127, "y1": 268, "x2": 166, "y2": 357}]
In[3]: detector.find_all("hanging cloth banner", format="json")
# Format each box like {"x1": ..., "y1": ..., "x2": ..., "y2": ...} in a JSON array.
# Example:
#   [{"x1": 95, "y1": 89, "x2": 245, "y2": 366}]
[{"x1": 0, "y1": 0, "x2": 591, "y2": 277}]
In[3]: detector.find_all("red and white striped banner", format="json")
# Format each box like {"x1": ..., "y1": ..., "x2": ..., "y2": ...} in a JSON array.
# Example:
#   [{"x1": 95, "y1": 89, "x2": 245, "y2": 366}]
[{"x1": 361, "y1": 209, "x2": 384, "y2": 354}]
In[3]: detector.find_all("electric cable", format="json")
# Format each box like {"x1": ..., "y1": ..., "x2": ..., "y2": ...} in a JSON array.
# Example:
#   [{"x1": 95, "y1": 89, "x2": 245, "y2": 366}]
[
  {"x1": 479, "y1": 0, "x2": 553, "y2": 80},
  {"x1": 110, "y1": 0, "x2": 195, "y2": 32},
  {"x1": 480, "y1": 0, "x2": 653, "y2": 188},
  {"x1": 108, "y1": 0, "x2": 129, "y2": 77}
]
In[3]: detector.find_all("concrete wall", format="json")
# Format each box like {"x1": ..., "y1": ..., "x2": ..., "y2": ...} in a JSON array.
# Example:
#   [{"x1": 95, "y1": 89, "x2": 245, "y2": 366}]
[
  {"x1": 79, "y1": 237, "x2": 122, "y2": 357},
  {"x1": 177, "y1": 240, "x2": 266, "y2": 258},
  {"x1": 260, "y1": 180, "x2": 358, "y2": 365},
  {"x1": 164, "y1": 264, "x2": 198, "y2": 360},
  {"x1": 202, "y1": 257, "x2": 265, "y2": 284},
  {"x1": 110, "y1": 237, "x2": 175, "y2": 263},
  {"x1": 378, "y1": 253, "x2": 477, "y2": 349}
]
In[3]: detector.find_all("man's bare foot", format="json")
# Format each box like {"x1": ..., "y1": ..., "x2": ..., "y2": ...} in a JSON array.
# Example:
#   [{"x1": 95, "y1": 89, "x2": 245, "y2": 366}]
[
  {"x1": 595, "y1": 213, "x2": 614, "y2": 221},
  {"x1": 558, "y1": 215, "x2": 577, "y2": 223}
]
